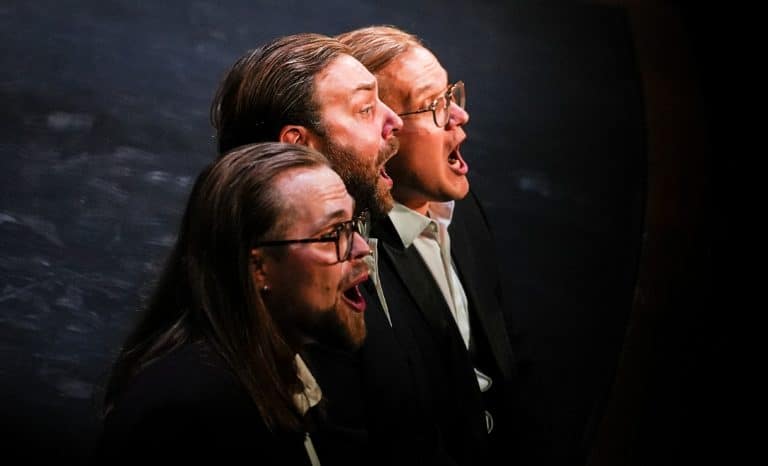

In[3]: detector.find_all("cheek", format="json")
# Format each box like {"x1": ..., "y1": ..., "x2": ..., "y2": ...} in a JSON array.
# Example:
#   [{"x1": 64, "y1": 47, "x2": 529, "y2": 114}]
[
  {"x1": 356, "y1": 133, "x2": 382, "y2": 159},
  {"x1": 310, "y1": 266, "x2": 343, "y2": 301},
  {"x1": 278, "y1": 258, "x2": 332, "y2": 298},
  {"x1": 391, "y1": 135, "x2": 439, "y2": 175},
  {"x1": 400, "y1": 127, "x2": 441, "y2": 153},
  {"x1": 339, "y1": 121, "x2": 377, "y2": 147},
  {"x1": 386, "y1": 152, "x2": 414, "y2": 180}
]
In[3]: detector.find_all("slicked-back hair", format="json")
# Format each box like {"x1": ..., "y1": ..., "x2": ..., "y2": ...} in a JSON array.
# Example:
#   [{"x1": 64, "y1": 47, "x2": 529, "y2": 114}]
[
  {"x1": 336, "y1": 25, "x2": 424, "y2": 75},
  {"x1": 211, "y1": 33, "x2": 350, "y2": 156},
  {"x1": 103, "y1": 142, "x2": 329, "y2": 432}
]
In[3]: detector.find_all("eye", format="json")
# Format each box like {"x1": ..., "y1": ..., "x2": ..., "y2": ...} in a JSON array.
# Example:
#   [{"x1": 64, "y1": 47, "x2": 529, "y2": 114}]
[
  {"x1": 360, "y1": 105, "x2": 373, "y2": 116},
  {"x1": 318, "y1": 222, "x2": 345, "y2": 240},
  {"x1": 318, "y1": 230, "x2": 338, "y2": 240}
]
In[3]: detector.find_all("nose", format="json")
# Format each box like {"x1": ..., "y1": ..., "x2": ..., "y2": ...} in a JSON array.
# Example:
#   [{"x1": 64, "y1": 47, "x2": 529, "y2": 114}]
[
  {"x1": 446, "y1": 103, "x2": 469, "y2": 129},
  {"x1": 349, "y1": 232, "x2": 373, "y2": 260},
  {"x1": 380, "y1": 101, "x2": 403, "y2": 139}
]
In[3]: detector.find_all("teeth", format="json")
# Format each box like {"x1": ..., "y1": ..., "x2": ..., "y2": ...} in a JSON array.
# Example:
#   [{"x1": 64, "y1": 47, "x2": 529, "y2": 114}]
[
  {"x1": 449, "y1": 148, "x2": 459, "y2": 161},
  {"x1": 344, "y1": 283, "x2": 365, "y2": 303}
]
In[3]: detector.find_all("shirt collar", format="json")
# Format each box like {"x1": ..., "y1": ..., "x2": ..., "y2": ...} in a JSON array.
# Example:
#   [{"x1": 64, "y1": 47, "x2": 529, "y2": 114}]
[
  {"x1": 388, "y1": 201, "x2": 455, "y2": 248},
  {"x1": 293, "y1": 354, "x2": 322, "y2": 416}
]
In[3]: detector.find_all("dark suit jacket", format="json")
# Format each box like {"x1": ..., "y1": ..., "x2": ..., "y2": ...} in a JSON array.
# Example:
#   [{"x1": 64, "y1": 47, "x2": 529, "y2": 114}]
[
  {"x1": 94, "y1": 342, "x2": 313, "y2": 465},
  {"x1": 307, "y1": 191, "x2": 520, "y2": 466}
]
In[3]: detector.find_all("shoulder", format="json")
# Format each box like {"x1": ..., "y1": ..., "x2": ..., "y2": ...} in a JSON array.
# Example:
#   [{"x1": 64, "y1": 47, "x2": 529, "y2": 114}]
[
  {"x1": 115, "y1": 341, "x2": 245, "y2": 408},
  {"x1": 96, "y1": 342, "x2": 279, "y2": 462},
  {"x1": 454, "y1": 189, "x2": 493, "y2": 232},
  {"x1": 96, "y1": 343, "x2": 312, "y2": 464},
  {"x1": 101, "y1": 342, "x2": 262, "y2": 439}
]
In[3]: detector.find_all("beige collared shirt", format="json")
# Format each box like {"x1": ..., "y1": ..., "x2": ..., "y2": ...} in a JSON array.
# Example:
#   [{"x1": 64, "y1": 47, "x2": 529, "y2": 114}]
[
  {"x1": 293, "y1": 354, "x2": 322, "y2": 416},
  {"x1": 293, "y1": 354, "x2": 322, "y2": 466}
]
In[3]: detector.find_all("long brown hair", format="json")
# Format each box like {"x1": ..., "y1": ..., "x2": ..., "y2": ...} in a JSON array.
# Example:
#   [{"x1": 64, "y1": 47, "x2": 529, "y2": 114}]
[{"x1": 103, "y1": 142, "x2": 329, "y2": 432}]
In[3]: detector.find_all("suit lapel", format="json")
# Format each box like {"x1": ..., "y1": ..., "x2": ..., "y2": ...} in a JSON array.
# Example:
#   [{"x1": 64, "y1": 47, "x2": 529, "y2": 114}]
[
  {"x1": 450, "y1": 208, "x2": 516, "y2": 382},
  {"x1": 373, "y1": 207, "x2": 517, "y2": 383},
  {"x1": 373, "y1": 216, "x2": 453, "y2": 336}
]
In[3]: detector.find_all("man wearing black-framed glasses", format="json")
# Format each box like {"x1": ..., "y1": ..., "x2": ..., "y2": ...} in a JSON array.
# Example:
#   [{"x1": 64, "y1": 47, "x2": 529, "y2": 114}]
[
  {"x1": 255, "y1": 210, "x2": 371, "y2": 264},
  {"x1": 97, "y1": 143, "x2": 373, "y2": 464}
]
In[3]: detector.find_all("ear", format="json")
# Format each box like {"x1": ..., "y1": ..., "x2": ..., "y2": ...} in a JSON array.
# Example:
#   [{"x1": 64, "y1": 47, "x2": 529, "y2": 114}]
[
  {"x1": 249, "y1": 248, "x2": 269, "y2": 288},
  {"x1": 278, "y1": 125, "x2": 310, "y2": 146}
]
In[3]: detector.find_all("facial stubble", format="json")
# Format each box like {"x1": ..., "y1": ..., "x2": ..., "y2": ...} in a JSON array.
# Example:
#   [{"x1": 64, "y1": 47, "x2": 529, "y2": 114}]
[{"x1": 322, "y1": 137, "x2": 399, "y2": 220}]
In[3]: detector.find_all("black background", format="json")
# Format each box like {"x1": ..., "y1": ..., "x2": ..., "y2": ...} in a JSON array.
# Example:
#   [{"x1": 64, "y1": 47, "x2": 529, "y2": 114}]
[{"x1": 0, "y1": 1, "x2": 715, "y2": 464}]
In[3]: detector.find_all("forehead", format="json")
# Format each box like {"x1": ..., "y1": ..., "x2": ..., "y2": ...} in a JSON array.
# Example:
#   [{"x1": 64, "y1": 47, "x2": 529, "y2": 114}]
[
  {"x1": 275, "y1": 166, "x2": 353, "y2": 230},
  {"x1": 313, "y1": 54, "x2": 377, "y2": 103},
  {"x1": 379, "y1": 46, "x2": 448, "y2": 108},
  {"x1": 314, "y1": 54, "x2": 376, "y2": 98}
]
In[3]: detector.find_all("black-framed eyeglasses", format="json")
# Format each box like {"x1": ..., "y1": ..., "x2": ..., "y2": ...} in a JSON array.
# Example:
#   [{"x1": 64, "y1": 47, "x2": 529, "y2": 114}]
[
  {"x1": 397, "y1": 81, "x2": 465, "y2": 128},
  {"x1": 254, "y1": 210, "x2": 370, "y2": 263}
]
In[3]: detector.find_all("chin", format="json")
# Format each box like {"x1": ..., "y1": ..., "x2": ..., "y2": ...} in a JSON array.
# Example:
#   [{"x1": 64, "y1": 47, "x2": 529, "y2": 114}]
[
  {"x1": 347, "y1": 331, "x2": 366, "y2": 351},
  {"x1": 338, "y1": 326, "x2": 366, "y2": 351},
  {"x1": 373, "y1": 189, "x2": 394, "y2": 217},
  {"x1": 448, "y1": 183, "x2": 470, "y2": 201},
  {"x1": 333, "y1": 307, "x2": 367, "y2": 350}
]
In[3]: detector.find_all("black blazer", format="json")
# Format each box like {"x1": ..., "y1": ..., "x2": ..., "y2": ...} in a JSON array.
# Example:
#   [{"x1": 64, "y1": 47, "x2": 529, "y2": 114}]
[
  {"x1": 94, "y1": 342, "x2": 313, "y2": 465},
  {"x1": 307, "y1": 191, "x2": 519, "y2": 466}
]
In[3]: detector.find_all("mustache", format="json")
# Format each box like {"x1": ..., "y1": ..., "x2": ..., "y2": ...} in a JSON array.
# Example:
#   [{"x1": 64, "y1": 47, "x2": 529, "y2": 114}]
[
  {"x1": 342, "y1": 261, "x2": 371, "y2": 289},
  {"x1": 376, "y1": 137, "x2": 399, "y2": 166}
]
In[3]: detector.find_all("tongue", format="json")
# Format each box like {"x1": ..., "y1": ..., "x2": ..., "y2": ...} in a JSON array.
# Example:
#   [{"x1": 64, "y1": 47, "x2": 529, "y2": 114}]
[
  {"x1": 448, "y1": 149, "x2": 469, "y2": 175},
  {"x1": 344, "y1": 285, "x2": 366, "y2": 312}
]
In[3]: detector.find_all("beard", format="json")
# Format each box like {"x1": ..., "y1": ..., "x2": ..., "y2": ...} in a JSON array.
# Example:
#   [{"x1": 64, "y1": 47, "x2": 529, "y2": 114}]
[
  {"x1": 274, "y1": 294, "x2": 366, "y2": 352},
  {"x1": 309, "y1": 298, "x2": 366, "y2": 352},
  {"x1": 287, "y1": 261, "x2": 370, "y2": 352},
  {"x1": 321, "y1": 137, "x2": 398, "y2": 220}
]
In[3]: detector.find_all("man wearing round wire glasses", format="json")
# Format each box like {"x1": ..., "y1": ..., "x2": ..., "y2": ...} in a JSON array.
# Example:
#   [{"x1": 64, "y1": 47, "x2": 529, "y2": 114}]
[
  {"x1": 397, "y1": 81, "x2": 466, "y2": 128},
  {"x1": 329, "y1": 26, "x2": 520, "y2": 466}
]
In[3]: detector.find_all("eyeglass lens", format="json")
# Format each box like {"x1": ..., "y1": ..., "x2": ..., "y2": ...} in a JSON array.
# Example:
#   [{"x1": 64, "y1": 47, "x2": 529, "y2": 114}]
[
  {"x1": 434, "y1": 82, "x2": 465, "y2": 127},
  {"x1": 337, "y1": 211, "x2": 370, "y2": 262}
]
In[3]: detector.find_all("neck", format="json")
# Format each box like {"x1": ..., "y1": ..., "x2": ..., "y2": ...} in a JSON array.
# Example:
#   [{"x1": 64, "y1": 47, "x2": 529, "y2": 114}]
[{"x1": 397, "y1": 199, "x2": 430, "y2": 216}]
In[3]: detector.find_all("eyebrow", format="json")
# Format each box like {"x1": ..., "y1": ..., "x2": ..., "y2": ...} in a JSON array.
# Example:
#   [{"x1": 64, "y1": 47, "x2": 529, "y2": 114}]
[
  {"x1": 317, "y1": 208, "x2": 351, "y2": 231},
  {"x1": 354, "y1": 80, "x2": 377, "y2": 92},
  {"x1": 409, "y1": 82, "x2": 442, "y2": 105}
]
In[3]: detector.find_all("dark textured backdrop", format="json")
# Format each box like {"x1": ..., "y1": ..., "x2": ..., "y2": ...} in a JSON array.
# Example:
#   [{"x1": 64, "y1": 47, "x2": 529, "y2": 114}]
[{"x1": 0, "y1": 1, "x2": 681, "y2": 463}]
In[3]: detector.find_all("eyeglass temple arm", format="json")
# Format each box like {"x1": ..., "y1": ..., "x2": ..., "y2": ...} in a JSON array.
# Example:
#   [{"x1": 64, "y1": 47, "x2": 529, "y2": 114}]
[{"x1": 255, "y1": 237, "x2": 335, "y2": 247}]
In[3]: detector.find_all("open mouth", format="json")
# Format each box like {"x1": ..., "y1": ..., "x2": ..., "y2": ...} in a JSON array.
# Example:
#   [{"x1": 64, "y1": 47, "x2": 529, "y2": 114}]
[
  {"x1": 377, "y1": 138, "x2": 398, "y2": 188},
  {"x1": 379, "y1": 165, "x2": 393, "y2": 187},
  {"x1": 448, "y1": 144, "x2": 469, "y2": 175},
  {"x1": 342, "y1": 275, "x2": 369, "y2": 313}
]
